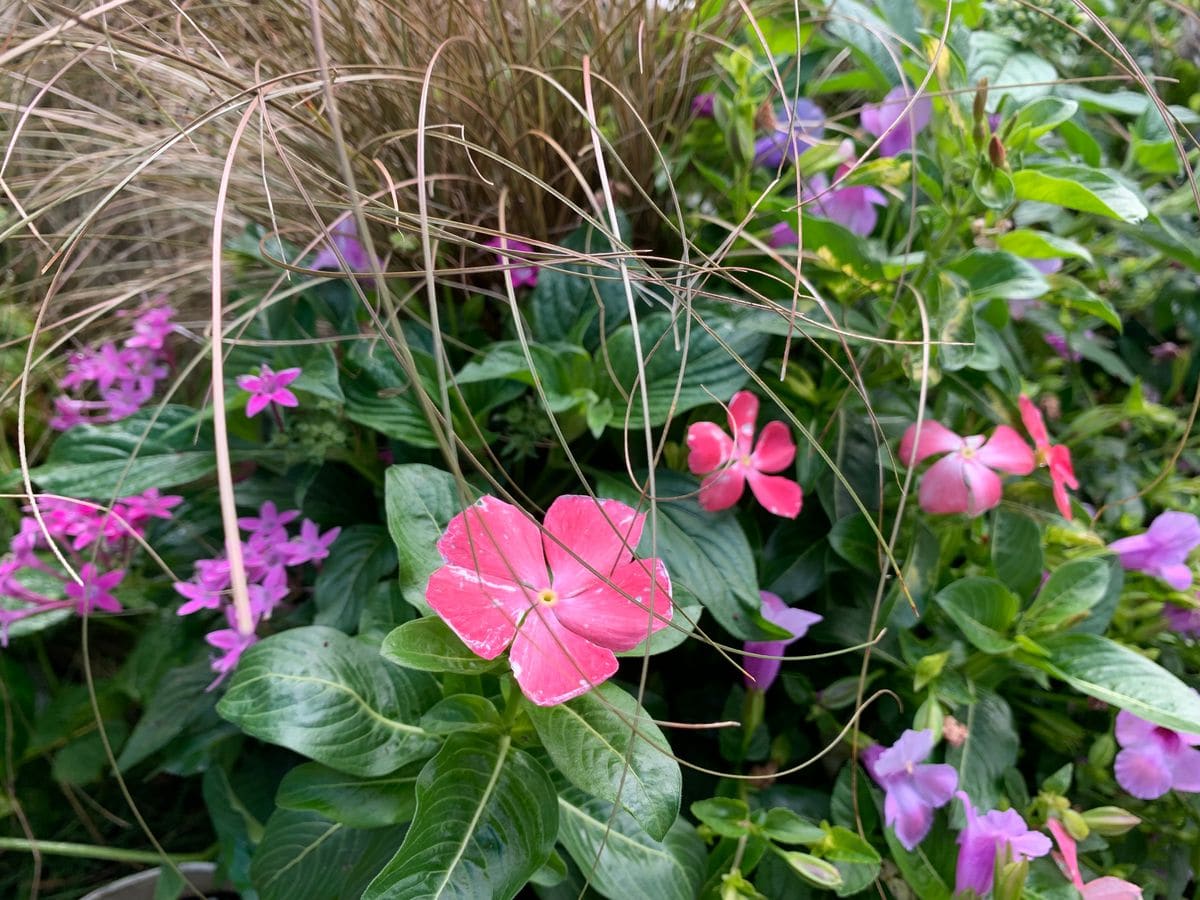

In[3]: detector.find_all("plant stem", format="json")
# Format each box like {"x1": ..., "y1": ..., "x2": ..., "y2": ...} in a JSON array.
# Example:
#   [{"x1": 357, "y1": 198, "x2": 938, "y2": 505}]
[{"x1": 0, "y1": 837, "x2": 214, "y2": 865}]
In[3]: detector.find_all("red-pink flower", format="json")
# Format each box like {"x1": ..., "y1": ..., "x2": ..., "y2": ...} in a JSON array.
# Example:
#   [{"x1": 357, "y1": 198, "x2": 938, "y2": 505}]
[
  {"x1": 1047, "y1": 818, "x2": 1143, "y2": 899},
  {"x1": 426, "y1": 495, "x2": 673, "y2": 706},
  {"x1": 685, "y1": 391, "x2": 802, "y2": 518},
  {"x1": 236, "y1": 364, "x2": 301, "y2": 418},
  {"x1": 1019, "y1": 394, "x2": 1079, "y2": 520},
  {"x1": 899, "y1": 420, "x2": 1034, "y2": 517}
]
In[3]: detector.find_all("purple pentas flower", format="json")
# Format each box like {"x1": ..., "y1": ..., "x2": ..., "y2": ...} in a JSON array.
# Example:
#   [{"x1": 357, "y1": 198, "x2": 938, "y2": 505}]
[
  {"x1": 236, "y1": 364, "x2": 301, "y2": 418},
  {"x1": 1165, "y1": 602, "x2": 1200, "y2": 636},
  {"x1": 754, "y1": 98, "x2": 826, "y2": 169},
  {"x1": 1113, "y1": 710, "x2": 1200, "y2": 799},
  {"x1": 862, "y1": 729, "x2": 958, "y2": 851},
  {"x1": 286, "y1": 520, "x2": 342, "y2": 566},
  {"x1": 743, "y1": 591, "x2": 821, "y2": 691},
  {"x1": 1044, "y1": 331, "x2": 1096, "y2": 362},
  {"x1": 205, "y1": 607, "x2": 260, "y2": 690},
  {"x1": 1108, "y1": 511, "x2": 1200, "y2": 591},
  {"x1": 861, "y1": 86, "x2": 932, "y2": 157},
  {"x1": 312, "y1": 218, "x2": 370, "y2": 274},
  {"x1": 238, "y1": 501, "x2": 301, "y2": 537},
  {"x1": 954, "y1": 792, "x2": 1051, "y2": 895},
  {"x1": 124, "y1": 303, "x2": 175, "y2": 350},
  {"x1": 484, "y1": 236, "x2": 539, "y2": 289},
  {"x1": 64, "y1": 563, "x2": 124, "y2": 615}
]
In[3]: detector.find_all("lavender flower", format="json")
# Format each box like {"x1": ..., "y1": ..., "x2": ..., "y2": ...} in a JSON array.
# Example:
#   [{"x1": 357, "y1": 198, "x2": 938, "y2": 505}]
[
  {"x1": 691, "y1": 92, "x2": 715, "y2": 118},
  {"x1": 954, "y1": 792, "x2": 1051, "y2": 895},
  {"x1": 743, "y1": 591, "x2": 821, "y2": 691},
  {"x1": 1113, "y1": 710, "x2": 1200, "y2": 799},
  {"x1": 861, "y1": 87, "x2": 932, "y2": 157},
  {"x1": 484, "y1": 236, "x2": 539, "y2": 289},
  {"x1": 1164, "y1": 603, "x2": 1200, "y2": 636},
  {"x1": 312, "y1": 218, "x2": 370, "y2": 273},
  {"x1": 754, "y1": 98, "x2": 826, "y2": 169},
  {"x1": 862, "y1": 729, "x2": 958, "y2": 850},
  {"x1": 1108, "y1": 511, "x2": 1200, "y2": 591},
  {"x1": 285, "y1": 520, "x2": 342, "y2": 565},
  {"x1": 805, "y1": 169, "x2": 888, "y2": 236}
]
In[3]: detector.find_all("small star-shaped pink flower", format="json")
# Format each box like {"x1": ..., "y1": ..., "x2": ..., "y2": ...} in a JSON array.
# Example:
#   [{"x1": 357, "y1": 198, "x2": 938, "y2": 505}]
[{"x1": 236, "y1": 364, "x2": 301, "y2": 418}]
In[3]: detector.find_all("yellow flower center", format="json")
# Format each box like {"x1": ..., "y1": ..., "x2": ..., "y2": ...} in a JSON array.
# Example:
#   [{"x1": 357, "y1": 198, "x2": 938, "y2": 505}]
[{"x1": 537, "y1": 588, "x2": 558, "y2": 606}]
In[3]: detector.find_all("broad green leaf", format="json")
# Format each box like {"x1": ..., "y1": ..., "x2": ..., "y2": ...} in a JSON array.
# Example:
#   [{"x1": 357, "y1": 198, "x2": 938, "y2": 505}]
[
  {"x1": 947, "y1": 250, "x2": 1049, "y2": 303},
  {"x1": 1052, "y1": 278, "x2": 1123, "y2": 332},
  {"x1": 118, "y1": 662, "x2": 219, "y2": 771},
  {"x1": 691, "y1": 797, "x2": 752, "y2": 839},
  {"x1": 24, "y1": 405, "x2": 213, "y2": 496},
  {"x1": 1021, "y1": 558, "x2": 1111, "y2": 634},
  {"x1": 275, "y1": 762, "x2": 419, "y2": 828},
  {"x1": 1008, "y1": 97, "x2": 1079, "y2": 148},
  {"x1": 991, "y1": 509, "x2": 1043, "y2": 599},
  {"x1": 968, "y1": 33, "x2": 1056, "y2": 110},
  {"x1": 419, "y1": 695, "x2": 502, "y2": 735},
  {"x1": 828, "y1": 514, "x2": 880, "y2": 573},
  {"x1": 203, "y1": 766, "x2": 258, "y2": 890},
  {"x1": 1032, "y1": 634, "x2": 1200, "y2": 733},
  {"x1": 384, "y1": 463, "x2": 464, "y2": 611},
  {"x1": 1131, "y1": 106, "x2": 1179, "y2": 174},
  {"x1": 971, "y1": 164, "x2": 1014, "y2": 211},
  {"x1": 1013, "y1": 166, "x2": 1148, "y2": 223},
  {"x1": 312, "y1": 525, "x2": 397, "y2": 632},
  {"x1": 557, "y1": 790, "x2": 705, "y2": 900},
  {"x1": 382, "y1": 617, "x2": 503, "y2": 675},
  {"x1": 869, "y1": 785, "x2": 952, "y2": 900},
  {"x1": 756, "y1": 807, "x2": 826, "y2": 845},
  {"x1": 933, "y1": 577, "x2": 1020, "y2": 654},
  {"x1": 799, "y1": 217, "x2": 885, "y2": 282},
  {"x1": 457, "y1": 341, "x2": 593, "y2": 413},
  {"x1": 600, "y1": 307, "x2": 768, "y2": 428},
  {"x1": 250, "y1": 808, "x2": 405, "y2": 900},
  {"x1": 995, "y1": 229, "x2": 1093, "y2": 265},
  {"x1": 528, "y1": 681, "x2": 680, "y2": 840},
  {"x1": 822, "y1": 825, "x2": 882, "y2": 865},
  {"x1": 825, "y1": 0, "x2": 901, "y2": 86},
  {"x1": 946, "y1": 690, "x2": 1018, "y2": 811},
  {"x1": 218, "y1": 626, "x2": 440, "y2": 776},
  {"x1": 363, "y1": 733, "x2": 557, "y2": 900}
]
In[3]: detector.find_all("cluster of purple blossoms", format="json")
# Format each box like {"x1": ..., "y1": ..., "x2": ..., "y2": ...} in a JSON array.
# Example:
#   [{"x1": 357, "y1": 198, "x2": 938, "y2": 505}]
[
  {"x1": 0, "y1": 490, "x2": 181, "y2": 644},
  {"x1": 173, "y1": 501, "x2": 340, "y2": 686},
  {"x1": 51, "y1": 303, "x2": 176, "y2": 431}
]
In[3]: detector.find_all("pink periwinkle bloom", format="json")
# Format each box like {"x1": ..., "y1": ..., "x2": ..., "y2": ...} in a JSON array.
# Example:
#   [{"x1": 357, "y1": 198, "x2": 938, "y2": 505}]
[
  {"x1": 312, "y1": 218, "x2": 370, "y2": 274},
  {"x1": 754, "y1": 98, "x2": 826, "y2": 169},
  {"x1": 1019, "y1": 394, "x2": 1078, "y2": 520},
  {"x1": 484, "y1": 236, "x2": 539, "y2": 290},
  {"x1": 64, "y1": 563, "x2": 124, "y2": 615},
  {"x1": 861, "y1": 729, "x2": 957, "y2": 851},
  {"x1": 1113, "y1": 709, "x2": 1200, "y2": 800},
  {"x1": 899, "y1": 420, "x2": 1035, "y2": 517},
  {"x1": 1165, "y1": 603, "x2": 1200, "y2": 636},
  {"x1": 743, "y1": 591, "x2": 821, "y2": 691},
  {"x1": 686, "y1": 391, "x2": 802, "y2": 518},
  {"x1": 954, "y1": 791, "x2": 1051, "y2": 895},
  {"x1": 692, "y1": 92, "x2": 715, "y2": 118},
  {"x1": 426, "y1": 495, "x2": 673, "y2": 706},
  {"x1": 236, "y1": 364, "x2": 301, "y2": 418},
  {"x1": 1047, "y1": 818, "x2": 1143, "y2": 900},
  {"x1": 861, "y1": 86, "x2": 932, "y2": 157},
  {"x1": 1108, "y1": 511, "x2": 1200, "y2": 591}
]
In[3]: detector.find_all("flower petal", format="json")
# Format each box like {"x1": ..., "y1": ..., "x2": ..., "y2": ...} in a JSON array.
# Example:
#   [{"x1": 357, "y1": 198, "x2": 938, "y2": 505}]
[
  {"x1": 245, "y1": 394, "x2": 270, "y2": 418},
  {"x1": 1083, "y1": 877, "x2": 1144, "y2": 900},
  {"x1": 1047, "y1": 818, "x2": 1085, "y2": 891},
  {"x1": 1114, "y1": 745, "x2": 1173, "y2": 799},
  {"x1": 919, "y1": 455, "x2": 1002, "y2": 517},
  {"x1": 1019, "y1": 394, "x2": 1049, "y2": 449},
  {"x1": 437, "y1": 496, "x2": 548, "y2": 588},
  {"x1": 751, "y1": 421, "x2": 796, "y2": 473},
  {"x1": 885, "y1": 780, "x2": 935, "y2": 851},
  {"x1": 1114, "y1": 710, "x2": 1157, "y2": 747},
  {"x1": 728, "y1": 391, "x2": 759, "y2": 454},
  {"x1": 743, "y1": 639, "x2": 787, "y2": 691},
  {"x1": 552, "y1": 558, "x2": 672, "y2": 651},
  {"x1": 745, "y1": 471, "x2": 803, "y2": 518},
  {"x1": 698, "y1": 468, "x2": 746, "y2": 512},
  {"x1": 1146, "y1": 511, "x2": 1200, "y2": 558},
  {"x1": 1169, "y1": 745, "x2": 1200, "y2": 792},
  {"x1": 899, "y1": 420, "x2": 963, "y2": 466},
  {"x1": 425, "y1": 565, "x2": 529, "y2": 659},
  {"x1": 543, "y1": 496, "x2": 644, "y2": 598},
  {"x1": 975, "y1": 425, "x2": 1035, "y2": 474},
  {"x1": 686, "y1": 421, "x2": 734, "y2": 474},
  {"x1": 874, "y1": 729, "x2": 933, "y2": 779},
  {"x1": 1157, "y1": 563, "x2": 1194, "y2": 591},
  {"x1": 509, "y1": 606, "x2": 618, "y2": 706},
  {"x1": 912, "y1": 763, "x2": 958, "y2": 808}
]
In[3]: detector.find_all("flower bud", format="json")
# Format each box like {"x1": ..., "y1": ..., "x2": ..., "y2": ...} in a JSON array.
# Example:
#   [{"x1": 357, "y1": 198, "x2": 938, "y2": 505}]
[
  {"x1": 1062, "y1": 808, "x2": 1090, "y2": 841},
  {"x1": 973, "y1": 78, "x2": 989, "y2": 124},
  {"x1": 993, "y1": 859, "x2": 1028, "y2": 900},
  {"x1": 778, "y1": 852, "x2": 843, "y2": 889},
  {"x1": 1081, "y1": 806, "x2": 1141, "y2": 836},
  {"x1": 1088, "y1": 733, "x2": 1117, "y2": 769},
  {"x1": 819, "y1": 676, "x2": 861, "y2": 710},
  {"x1": 988, "y1": 135, "x2": 1007, "y2": 169}
]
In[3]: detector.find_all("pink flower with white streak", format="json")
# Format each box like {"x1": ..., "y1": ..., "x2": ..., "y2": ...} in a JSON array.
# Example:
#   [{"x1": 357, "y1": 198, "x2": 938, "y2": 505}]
[
  {"x1": 686, "y1": 391, "x2": 802, "y2": 518},
  {"x1": 426, "y1": 495, "x2": 673, "y2": 706},
  {"x1": 899, "y1": 420, "x2": 1034, "y2": 517}
]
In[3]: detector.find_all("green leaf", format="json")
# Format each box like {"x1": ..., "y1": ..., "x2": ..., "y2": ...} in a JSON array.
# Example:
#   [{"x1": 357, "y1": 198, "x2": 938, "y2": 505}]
[
  {"x1": 1130, "y1": 106, "x2": 1180, "y2": 174},
  {"x1": 363, "y1": 733, "x2": 557, "y2": 899},
  {"x1": 946, "y1": 690, "x2": 1018, "y2": 811},
  {"x1": 599, "y1": 307, "x2": 768, "y2": 428},
  {"x1": 528, "y1": 681, "x2": 680, "y2": 841},
  {"x1": 218, "y1": 626, "x2": 440, "y2": 776},
  {"x1": 382, "y1": 617, "x2": 503, "y2": 675},
  {"x1": 869, "y1": 786, "x2": 952, "y2": 900},
  {"x1": 419, "y1": 695, "x2": 502, "y2": 735},
  {"x1": 1009, "y1": 97, "x2": 1079, "y2": 147},
  {"x1": 995, "y1": 229, "x2": 1093, "y2": 265},
  {"x1": 457, "y1": 341, "x2": 593, "y2": 412},
  {"x1": 24, "y1": 406, "x2": 213, "y2": 496},
  {"x1": 275, "y1": 762, "x2": 419, "y2": 828},
  {"x1": 691, "y1": 797, "x2": 752, "y2": 839},
  {"x1": 971, "y1": 164, "x2": 1015, "y2": 211},
  {"x1": 755, "y1": 807, "x2": 825, "y2": 845},
  {"x1": 597, "y1": 471, "x2": 773, "y2": 640},
  {"x1": 828, "y1": 514, "x2": 880, "y2": 573},
  {"x1": 384, "y1": 464, "x2": 464, "y2": 611},
  {"x1": 933, "y1": 577, "x2": 1020, "y2": 654},
  {"x1": 557, "y1": 791, "x2": 705, "y2": 900},
  {"x1": 1033, "y1": 634, "x2": 1200, "y2": 733},
  {"x1": 991, "y1": 509, "x2": 1043, "y2": 599},
  {"x1": 947, "y1": 250, "x2": 1049, "y2": 303},
  {"x1": 250, "y1": 808, "x2": 405, "y2": 900},
  {"x1": 1021, "y1": 558, "x2": 1111, "y2": 634},
  {"x1": 118, "y1": 662, "x2": 218, "y2": 771},
  {"x1": 312, "y1": 525, "x2": 397, "y2": 632},
  {"x1": 821, "y1": 825, "x2": 882, "y2": 865},
  {"x1": 968, "y1": 33, "x2": 1057, "y2": 110},
  {"x1": 1013, "y1": 165, "x2": 1148, "y2": 223}
]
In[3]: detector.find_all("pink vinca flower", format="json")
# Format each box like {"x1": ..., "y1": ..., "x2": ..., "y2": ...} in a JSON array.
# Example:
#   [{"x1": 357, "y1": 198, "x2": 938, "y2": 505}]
[
  {"x1": 485, "y1": 236, "x2": 538, "y2": 289},
  {"x1": 862, "y1": 729, "x2": 958, "y2": 851},
  {"x1": 899, "y1": 420, "x2": 1035, "y2": 517},
  {"x1": 686, "y1": 391, "x2": 802, "y2": 518},
  {"x1": 1019, "y1": 395, "x2": 1079, "y2": 520},
  {"x1": 426, "y1": 495, "x2": 673, "y2": 706},
  {"x1": 1047, "y1": 818, "x2": 1143, "y2": 900},
  {"x1": 236, "y1": 364, "x2": 301, "y2": 418},
  {"x1": 1113, "y1": 709, "x2": 1200, "y2": 800}
]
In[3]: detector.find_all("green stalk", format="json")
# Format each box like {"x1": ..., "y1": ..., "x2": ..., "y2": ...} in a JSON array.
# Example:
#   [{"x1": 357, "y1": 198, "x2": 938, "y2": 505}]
[{"x1": 0, "y1": 837, "x2": 214, "y2": 865}]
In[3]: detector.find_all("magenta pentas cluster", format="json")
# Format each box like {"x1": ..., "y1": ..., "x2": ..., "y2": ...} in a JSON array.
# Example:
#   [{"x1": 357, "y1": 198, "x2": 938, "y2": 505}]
[
  {"x1": 0, "y1": 489, "x2": 181, "y2": 644},
  {"x1": 51, "y1": 303, "x2": 175, "y2": 431},
  {"x1": 173, "y1": 502, "x2": 340, "y2": 686}
]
